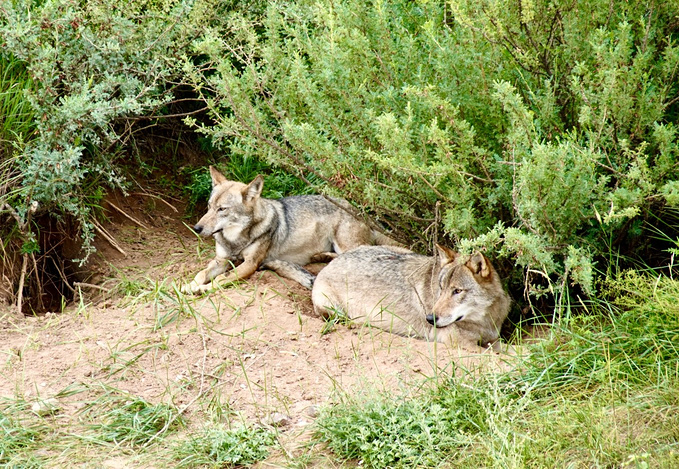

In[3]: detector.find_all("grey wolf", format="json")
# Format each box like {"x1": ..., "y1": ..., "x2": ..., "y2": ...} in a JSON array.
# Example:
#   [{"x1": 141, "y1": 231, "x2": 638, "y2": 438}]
[
  {"x1": 311, "y1": 245, "x2": 510, "y2": 350},
  {"x1": 183, "y1": 167, "x2": 399, "y2": 294}
]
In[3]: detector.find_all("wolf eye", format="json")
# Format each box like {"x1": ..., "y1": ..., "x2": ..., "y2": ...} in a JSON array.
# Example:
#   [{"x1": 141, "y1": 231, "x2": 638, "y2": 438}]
[
  {"x1": 217, "y1": 206, "x2": 227, "y2": 213},
  {"x1": 452, "y1": 288, "x2": 463, "y2": 295}
]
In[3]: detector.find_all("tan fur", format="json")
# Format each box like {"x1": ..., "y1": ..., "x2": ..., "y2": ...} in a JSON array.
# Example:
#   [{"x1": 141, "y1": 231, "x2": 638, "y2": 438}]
[
  {"x1": 312, "y1": 245, "x2": 510, "y2": 351},
  {"x1": 183, "y1": 167, "x2": 399, "y2": 294}
]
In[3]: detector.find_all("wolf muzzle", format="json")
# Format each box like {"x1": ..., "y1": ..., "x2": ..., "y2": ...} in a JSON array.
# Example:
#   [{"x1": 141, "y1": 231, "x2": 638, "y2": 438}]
[
  {"x1": 426, "y1": 314, "x2": 463, "y2": 327},
  {"x1": 193, "y1": 224, "x2": 222, "y2": 235}
]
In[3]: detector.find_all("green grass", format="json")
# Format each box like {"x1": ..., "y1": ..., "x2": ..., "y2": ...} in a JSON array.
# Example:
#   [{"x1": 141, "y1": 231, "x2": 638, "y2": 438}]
[
  {"x1": 314, "y1": 270, "x2": 679, "y2": 468},
  {"x1": 79, "y1": 391, "x2": 183, "y2": 447},
  {"x1": 0, "y1": 400, "x2": 47, "y2": 468},
  {"x1": 0, "y1": 53, "x2": 36, "y2": 216},
  {"x1": 0, "y1": 53, "x2": 36, "y2": 148}
]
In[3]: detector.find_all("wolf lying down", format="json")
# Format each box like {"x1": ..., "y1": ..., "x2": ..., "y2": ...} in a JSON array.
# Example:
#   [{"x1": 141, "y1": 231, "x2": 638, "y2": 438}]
[
  {"x1": 183, "y1": 167, "x2": 399, "y2": 294},
  {"x1": 312, "y1": 245, "x2": 510, "y2": 351}
]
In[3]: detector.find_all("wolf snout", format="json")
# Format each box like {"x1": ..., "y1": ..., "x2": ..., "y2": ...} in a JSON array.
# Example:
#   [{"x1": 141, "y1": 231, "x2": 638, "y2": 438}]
[
  {"x1": 426, "y1": 314, "x2": 463, "y2": 327},
  {"x1": 193, "y1": 224, "x2": 204, "y2": 234}
]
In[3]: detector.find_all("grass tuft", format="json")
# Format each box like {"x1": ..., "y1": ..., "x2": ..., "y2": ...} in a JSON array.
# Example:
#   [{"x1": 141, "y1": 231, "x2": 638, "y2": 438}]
[
  {"x1": 319, "y1": 305, "x2": 354, "y2": 336},
  {"x1": 0, "y1": 402, "x2": 46, "y2": 468},
  {"x1": 79, "y1": 389, "x2": 183, "y2": 447}
]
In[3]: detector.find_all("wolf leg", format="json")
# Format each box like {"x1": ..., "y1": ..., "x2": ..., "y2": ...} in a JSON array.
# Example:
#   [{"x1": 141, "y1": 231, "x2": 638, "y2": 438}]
[
  {"x1": 261, "y1": 259, "x2": 316, "y2": 289},
  {"x1": 182, "y1": 257, "x2": 233, "y2": 294},
  {"x1": 191, "y1": 258, "x2": 260, "y2": 294},
  {"x1": 309, "y1": 252, "x2": 337, "y2": 263}
]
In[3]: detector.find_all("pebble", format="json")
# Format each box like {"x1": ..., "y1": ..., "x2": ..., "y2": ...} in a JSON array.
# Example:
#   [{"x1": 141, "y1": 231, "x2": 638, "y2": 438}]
[
  {"x1": 266, "y1": 412, "x2": 291, "y2": 427},
  {"x1": 31, "y1": 398, "x2": 60, "y2": 417}
]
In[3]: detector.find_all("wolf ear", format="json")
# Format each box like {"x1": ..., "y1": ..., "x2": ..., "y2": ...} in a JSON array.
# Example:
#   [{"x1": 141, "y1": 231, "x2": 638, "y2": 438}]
[
  {"x1": 209, "y1": 166, "x2": 227, "y2": 186},
  {"x1": 243, "y1": 175, "x2": 264, "y2": 202},
  {"x1": 467, "y1": 252, "x2": 491, "y2": 279},
  {"x1": 435, "y1": 244, "x2": 458, "y2": 267}
]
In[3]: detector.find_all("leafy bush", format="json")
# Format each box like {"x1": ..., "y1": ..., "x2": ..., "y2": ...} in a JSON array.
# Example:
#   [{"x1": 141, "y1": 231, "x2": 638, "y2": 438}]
[
  {"x1": 2, "y1": 0, "x2": 678, "y2": 309},
  {"x1": 185, "y1": 0, "x2": 679, "y2": 302}
]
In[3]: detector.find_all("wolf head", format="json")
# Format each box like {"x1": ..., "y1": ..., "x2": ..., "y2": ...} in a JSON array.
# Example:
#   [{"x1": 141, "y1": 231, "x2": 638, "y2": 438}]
[
  {"x1": 426, "y1": 245, "x2": 510, "y2": 343},
  {"x1": 193, "y1": 167, "x2": 264, "y2": 242}
]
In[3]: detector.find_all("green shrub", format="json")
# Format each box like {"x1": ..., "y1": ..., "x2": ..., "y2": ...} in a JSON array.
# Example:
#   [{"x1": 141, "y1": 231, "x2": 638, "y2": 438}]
[{"x1": 186, "y1": 0, "x2": 679, "y2": 302}]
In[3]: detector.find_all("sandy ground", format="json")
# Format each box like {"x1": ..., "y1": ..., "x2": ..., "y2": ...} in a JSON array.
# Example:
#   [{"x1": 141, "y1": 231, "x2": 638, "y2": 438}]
[{"x1": 0, "y1": 193, "x2": 519, "y2": 466}]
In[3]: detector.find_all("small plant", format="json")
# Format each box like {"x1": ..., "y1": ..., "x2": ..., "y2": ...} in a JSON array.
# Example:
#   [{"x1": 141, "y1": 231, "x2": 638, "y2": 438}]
[
  {"x1": 315, "y1": 386, "x2": 484, "y2": 468},
  {"x1": 318, "y1": 305, "x2": 353, "y2": 336},
  {"x1": 174, "y1": 424, "x2": 278, "y2": 467}
]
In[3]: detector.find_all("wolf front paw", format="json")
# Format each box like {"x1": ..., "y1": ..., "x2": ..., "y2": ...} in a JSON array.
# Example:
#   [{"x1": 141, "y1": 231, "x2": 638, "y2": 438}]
[{"x1": 180, "y1": 281, "x2": 207, "y2": 295}]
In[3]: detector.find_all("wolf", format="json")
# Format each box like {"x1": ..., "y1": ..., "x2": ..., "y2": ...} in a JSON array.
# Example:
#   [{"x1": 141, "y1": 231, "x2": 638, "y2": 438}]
[
  {"x1": 183, "y1": 167, "x2": 399, "y2": 294},
  {"x1": 311, "y1": 244, "x2": 511, "y2": 351}
]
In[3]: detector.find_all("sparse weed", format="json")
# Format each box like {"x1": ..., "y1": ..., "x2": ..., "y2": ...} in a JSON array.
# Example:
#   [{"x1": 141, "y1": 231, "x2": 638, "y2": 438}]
[{"x1": 111, "y1": 271, "x2": 149, "y2": 299}]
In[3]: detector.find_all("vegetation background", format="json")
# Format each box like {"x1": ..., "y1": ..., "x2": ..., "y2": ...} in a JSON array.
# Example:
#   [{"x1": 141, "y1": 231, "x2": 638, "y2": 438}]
[{"x1": 1, "y1": 0, "x2": 679, "y2": 467}]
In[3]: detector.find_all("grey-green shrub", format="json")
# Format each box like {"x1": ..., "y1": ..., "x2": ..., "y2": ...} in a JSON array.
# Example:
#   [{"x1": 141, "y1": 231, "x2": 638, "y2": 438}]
[
  {"x1": 0, "y1": 0, "x2": 208, "y2": 257},
  {"x1": 185, "y1": 0, "x2": 679, "y2": 301},
  {"x1": 2, "y1": 0, "x2": 678, "y2": 306}
]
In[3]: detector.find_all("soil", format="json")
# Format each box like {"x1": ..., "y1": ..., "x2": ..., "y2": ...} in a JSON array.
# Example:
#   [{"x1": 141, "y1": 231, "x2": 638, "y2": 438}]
[{"x1": 0, "y1": 192, "x2": 519, "y2": 466}]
